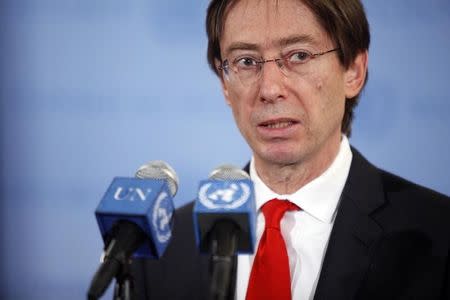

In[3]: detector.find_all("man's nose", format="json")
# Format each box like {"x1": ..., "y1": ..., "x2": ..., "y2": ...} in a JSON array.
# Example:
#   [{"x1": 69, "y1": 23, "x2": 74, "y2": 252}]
[{"x1": 258, "y1": 60, "x2": 287, "y2": 103}]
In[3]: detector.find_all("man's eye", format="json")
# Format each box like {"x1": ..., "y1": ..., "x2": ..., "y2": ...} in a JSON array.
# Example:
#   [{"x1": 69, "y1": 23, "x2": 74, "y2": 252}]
[
  {"x1": 289, "y1": 51, "x2": 311, "y2": 63},
  {"x1": 235, "y1": 57, "x2": 258, "y2": 68}
]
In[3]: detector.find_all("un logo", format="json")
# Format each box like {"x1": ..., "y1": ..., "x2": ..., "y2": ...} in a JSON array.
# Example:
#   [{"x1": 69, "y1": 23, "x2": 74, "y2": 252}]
[
  {"x1": 199, "y1": 181, "x2": 250, "y2": 209},
  {"x1": 152, "y1": 192, "x2": 173, "y2": 244}
]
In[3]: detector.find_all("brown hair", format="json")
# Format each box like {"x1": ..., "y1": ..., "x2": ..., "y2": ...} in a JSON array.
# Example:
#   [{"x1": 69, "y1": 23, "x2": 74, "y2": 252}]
[{"x1": 206, "y1": 0, "x2": 370, "y2": 136}]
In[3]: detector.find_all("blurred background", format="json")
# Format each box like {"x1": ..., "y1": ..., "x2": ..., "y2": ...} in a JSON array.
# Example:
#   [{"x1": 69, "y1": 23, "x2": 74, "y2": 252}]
[{"x1": 1, "y1": 0, "x2": 449, "y2": 299}]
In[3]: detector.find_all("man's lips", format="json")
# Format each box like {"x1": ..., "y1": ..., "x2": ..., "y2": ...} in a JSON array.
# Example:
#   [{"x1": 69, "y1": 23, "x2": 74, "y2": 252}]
[
  {"x1": 256, "y1": 118, "x2": 300, "y2": 139},
  {"x1": 258, "y1": 118, "x2": 300, "y2": 129}
]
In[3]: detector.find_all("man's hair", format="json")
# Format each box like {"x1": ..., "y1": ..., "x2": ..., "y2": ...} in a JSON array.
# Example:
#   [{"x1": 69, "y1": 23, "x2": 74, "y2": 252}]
[{"x1": 206, "y1": 0, "x2": 370, "y2": 136}]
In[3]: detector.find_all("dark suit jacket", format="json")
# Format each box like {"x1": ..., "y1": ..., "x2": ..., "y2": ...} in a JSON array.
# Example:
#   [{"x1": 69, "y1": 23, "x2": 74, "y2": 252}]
[{"x1": 130, "y1": 149, "x2": 450, "y2": 299}]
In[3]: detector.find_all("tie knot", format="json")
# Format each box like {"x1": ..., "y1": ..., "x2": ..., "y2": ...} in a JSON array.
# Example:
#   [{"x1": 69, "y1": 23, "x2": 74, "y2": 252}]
[{"x1": 261, "y1": 198, "x2": 299, "y2": 230}]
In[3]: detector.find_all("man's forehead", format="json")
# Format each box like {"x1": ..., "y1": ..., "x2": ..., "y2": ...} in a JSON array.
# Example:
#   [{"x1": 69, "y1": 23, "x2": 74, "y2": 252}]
[{"x1": 220, "y1": 0, "x2": 330, "y2": 53}]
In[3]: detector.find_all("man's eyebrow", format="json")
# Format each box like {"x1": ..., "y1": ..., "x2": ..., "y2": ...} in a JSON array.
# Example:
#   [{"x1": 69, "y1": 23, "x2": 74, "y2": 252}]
[
  {"x1": 224, "y1": 42, "x2": 260, "y2": 55},
  {"x1": 277, "y1": 34, "x2": 316, "y2": 47},
  {"x1": 223, "y1": 35, "x2": 317, "y2": 56}
]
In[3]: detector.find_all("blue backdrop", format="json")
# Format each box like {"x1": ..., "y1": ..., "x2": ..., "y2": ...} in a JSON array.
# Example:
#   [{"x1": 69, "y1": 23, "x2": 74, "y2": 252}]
[{"x1": 1, "y1": 1, "x2": 449, "y2": 299}]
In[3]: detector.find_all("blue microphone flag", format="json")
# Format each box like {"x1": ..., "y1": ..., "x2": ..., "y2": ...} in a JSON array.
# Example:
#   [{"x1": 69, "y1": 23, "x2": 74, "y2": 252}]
[
  {"x1": 95, "y1": 177, "x2": 174, "y2": 258},
  {"x1": 193, "y1": 178, "x2": 256, "y2": 254}
]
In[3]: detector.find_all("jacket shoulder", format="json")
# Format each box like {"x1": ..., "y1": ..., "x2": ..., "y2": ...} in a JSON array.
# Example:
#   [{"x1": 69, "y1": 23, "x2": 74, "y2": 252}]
[{"x1": 378, "y1": 168, "x2": 450, "y2": 213}]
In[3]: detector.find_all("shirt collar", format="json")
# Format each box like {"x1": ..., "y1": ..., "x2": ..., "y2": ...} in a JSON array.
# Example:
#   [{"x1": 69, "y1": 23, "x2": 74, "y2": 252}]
[{"x1": 249, "y1": 135, "x2": 352, "y2": 224}]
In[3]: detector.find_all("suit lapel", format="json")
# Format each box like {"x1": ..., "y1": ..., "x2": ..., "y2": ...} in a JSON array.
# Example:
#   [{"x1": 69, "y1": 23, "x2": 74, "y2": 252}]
[{"x1": 313, "y1": 149, "x2": 385, "y2": 300}]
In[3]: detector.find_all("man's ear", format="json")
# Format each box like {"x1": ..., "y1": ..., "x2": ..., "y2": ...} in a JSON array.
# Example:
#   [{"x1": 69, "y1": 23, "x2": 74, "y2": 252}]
[
  {"x1": 216, "y1": 58, "x2": 232, "y2": 106},
  {"x1": 344, "y1": 50, "x2": 368, "y2": 99}
]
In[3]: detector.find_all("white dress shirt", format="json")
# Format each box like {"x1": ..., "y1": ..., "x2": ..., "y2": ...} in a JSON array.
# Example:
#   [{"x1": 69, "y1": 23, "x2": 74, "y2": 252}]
[{"x1": 235, "y1": 136, "x2": 352, "y2": 300}]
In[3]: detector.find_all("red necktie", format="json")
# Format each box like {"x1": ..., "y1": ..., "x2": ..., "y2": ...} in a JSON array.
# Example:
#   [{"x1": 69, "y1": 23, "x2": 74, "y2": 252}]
[{"x1": 246, "y1": 198, "x2": 300, "y2": 300}]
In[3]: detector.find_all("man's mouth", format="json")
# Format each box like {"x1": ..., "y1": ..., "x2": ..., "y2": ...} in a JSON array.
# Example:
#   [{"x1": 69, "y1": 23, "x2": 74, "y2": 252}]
[
  {"x1": 259, "y1": 119, "x2": 298, "y2": 129},
  {"x1": 264, "y1": 121, "x2": 294, "y2": 129}
]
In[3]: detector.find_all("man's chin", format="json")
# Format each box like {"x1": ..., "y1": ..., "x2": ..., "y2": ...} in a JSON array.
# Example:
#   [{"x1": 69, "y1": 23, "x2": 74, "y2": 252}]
[{"x1": 256, "y1": 150, "x2": 303, "y2": 167}]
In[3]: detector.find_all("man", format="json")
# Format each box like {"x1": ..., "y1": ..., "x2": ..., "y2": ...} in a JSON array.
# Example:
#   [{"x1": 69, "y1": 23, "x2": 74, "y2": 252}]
[{"x1": 131, "y1": 0, "x2": 450, "y2": 299}]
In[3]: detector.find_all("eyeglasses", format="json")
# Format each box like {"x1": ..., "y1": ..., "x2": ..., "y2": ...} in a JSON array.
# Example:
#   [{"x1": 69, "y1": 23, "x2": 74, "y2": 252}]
[{"x1": 218, "y1": 48, "x2": 340, "y2": 87}]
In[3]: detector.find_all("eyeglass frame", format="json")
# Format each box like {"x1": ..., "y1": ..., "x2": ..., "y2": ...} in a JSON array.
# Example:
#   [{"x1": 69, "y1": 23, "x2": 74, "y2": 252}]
[{"x1": 218, "y1": 47, "x2": 341, "y2": 85}]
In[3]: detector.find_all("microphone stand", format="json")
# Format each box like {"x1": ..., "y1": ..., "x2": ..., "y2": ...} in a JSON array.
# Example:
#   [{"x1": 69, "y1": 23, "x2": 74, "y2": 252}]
[
  {"x1": 113, "y1": 258, "x2": 134, "y2": 300},
  {"x1": 209, "y1": 221, "x2": 239, "y2": 300}
]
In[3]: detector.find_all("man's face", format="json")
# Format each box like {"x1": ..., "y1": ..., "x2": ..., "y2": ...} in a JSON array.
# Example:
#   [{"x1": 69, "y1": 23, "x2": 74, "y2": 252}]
[{"x1": 220, "y1": 0, "x2": 363, "y2": 170}]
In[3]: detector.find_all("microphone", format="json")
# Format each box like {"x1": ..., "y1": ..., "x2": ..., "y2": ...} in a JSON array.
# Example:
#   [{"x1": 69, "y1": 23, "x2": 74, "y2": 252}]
[
  {"x1": 193, "y1": 164, "x2": 256, "y2": 300},
  {"x1": 87, "y1": 161, "x2": 178, "y2": 300}
]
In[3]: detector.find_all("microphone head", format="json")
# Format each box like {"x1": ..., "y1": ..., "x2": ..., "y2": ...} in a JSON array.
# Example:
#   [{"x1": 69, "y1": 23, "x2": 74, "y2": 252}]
[
  {"x1": 209, "y1": 164, "x2": 249, "y2": 181},
  {"x1": 135, "y1": 160, "x2": 179, "y2": 197}
]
